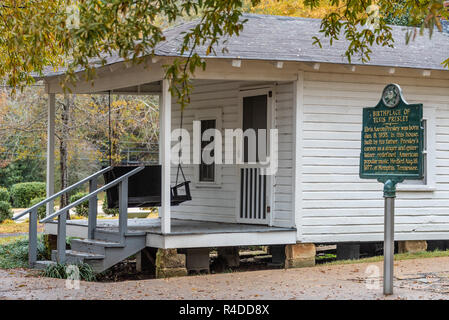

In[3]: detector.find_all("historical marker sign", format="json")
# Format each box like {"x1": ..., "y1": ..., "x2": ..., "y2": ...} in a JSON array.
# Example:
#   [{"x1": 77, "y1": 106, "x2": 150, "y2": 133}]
[
  {"x1": 359, "y1": 83, "x2": 424, "y2": 295},
  {"x1": 360, "y1": 83, "x2": 424, "y2": 182}
]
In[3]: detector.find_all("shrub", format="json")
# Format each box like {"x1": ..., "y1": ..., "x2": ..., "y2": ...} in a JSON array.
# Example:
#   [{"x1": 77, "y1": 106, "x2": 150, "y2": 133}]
[
  {"x1": 42, "y1": 262, "x2": 96, "y2": 281},
  {"x1": 10, "y1": 182, "x2": 46, "y2": 208},
  {"x1": 69, "y1": 192, "x2": 89, "y2": 217},
  {"x1": 102, "y1": 198, "x2": 118, "y2": 216},
  {"x1": 29, "y1": 197, "x2": 47, "y2": 220},
  {"x1": 0, "y1": 201, "x2": 13, "y2": 223},
  {"x1": 0, "y1": 187, "x2": 10, "y2": 203},
  {"x1": 0, "y1": 236, "x2": 46, "y2": 268}
]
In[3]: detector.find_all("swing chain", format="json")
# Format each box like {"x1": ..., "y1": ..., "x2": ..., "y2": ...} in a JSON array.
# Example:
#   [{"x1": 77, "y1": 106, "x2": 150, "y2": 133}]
[{"x1": 175, "y1": 108, "x2": 187, "y2": 186}]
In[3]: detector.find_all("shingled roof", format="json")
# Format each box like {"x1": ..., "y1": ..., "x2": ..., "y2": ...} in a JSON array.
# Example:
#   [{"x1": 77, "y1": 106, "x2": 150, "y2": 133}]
[{"x1": 42, "y1": 14, "x2": 449, "y2": 78}]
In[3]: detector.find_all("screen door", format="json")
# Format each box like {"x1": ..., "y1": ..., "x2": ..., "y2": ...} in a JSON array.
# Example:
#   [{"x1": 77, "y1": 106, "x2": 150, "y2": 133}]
[{"x1": 237, "y1": 91, "x2": 272, "y2": 224}]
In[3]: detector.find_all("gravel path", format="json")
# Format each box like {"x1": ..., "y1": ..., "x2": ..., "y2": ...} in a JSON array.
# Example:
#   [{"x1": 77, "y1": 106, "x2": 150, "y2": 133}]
[{"x1": 1, "y1": 256, "x2": 449, "y2": 300}]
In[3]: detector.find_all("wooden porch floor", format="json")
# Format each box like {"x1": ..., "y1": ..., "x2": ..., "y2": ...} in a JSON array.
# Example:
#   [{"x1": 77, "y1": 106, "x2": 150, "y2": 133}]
[{"x1": 44, "y1": 218, "x2": 297, "y2": 248}]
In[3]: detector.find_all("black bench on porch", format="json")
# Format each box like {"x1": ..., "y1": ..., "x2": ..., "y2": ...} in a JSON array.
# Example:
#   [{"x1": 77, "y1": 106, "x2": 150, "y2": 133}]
[{"x1": 103, "y1": 165, "x2": 191, "y2": 208}]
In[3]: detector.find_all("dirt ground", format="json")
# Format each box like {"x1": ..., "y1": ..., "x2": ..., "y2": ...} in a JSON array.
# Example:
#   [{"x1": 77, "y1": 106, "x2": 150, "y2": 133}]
[{"x1": 1, "y1": 256, "x2": 449, "y2": 300}]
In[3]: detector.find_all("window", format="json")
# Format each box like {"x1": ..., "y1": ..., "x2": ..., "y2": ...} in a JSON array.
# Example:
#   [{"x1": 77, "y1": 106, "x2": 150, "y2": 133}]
[
  {"x1": 397, "y1": 108, "x2": 436, "y2": 191},
  {"x1": 199, "y1": 119, "x2": 216, "y2": 182},
  {"x1": 194, "y1": 108, "x2": 222, "y2": 187}
]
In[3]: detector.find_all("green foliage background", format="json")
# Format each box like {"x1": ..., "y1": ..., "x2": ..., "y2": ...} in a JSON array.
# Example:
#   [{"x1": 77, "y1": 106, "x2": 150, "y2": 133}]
[
  {"x1": 10, "y1": 182, "x2": 46, "y2": 208},
  {"x1": 0, "y1": 236, "x2": 46, "y2": 269},
  {"x1": 0, "y1": 201, "x2": 12, "y2": 222},
  {"x1": 69, "y1": 192, "x2": 89, "y2": 217}
]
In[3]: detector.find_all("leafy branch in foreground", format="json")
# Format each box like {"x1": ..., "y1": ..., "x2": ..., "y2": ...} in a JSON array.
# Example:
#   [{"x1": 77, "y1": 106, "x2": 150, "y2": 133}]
[
  {"x1": 0, "y1": 0, "x2": 259, "y2": 109},
  {"x1": 1, "y1": 0, "x2": 448, "y2": 108},
  {"x1": 305, "y1": 0, "x2": 449, "y2": 64}
]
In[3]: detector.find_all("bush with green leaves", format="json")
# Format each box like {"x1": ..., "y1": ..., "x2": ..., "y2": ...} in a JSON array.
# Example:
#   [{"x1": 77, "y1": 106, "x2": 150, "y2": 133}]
[
  {"x1": 69, "y1": 192, "x2": 89, "y2": 217},
  {"x1": 102, "y1": 197, "x2": 118, "y2": 216},
  {"x1": 29, "y1": 197, "x2": 48, "y2": 220},
  {"x1": 42, "y1": 262, "x2": 96, "y2": 281},
  {"x1": 0, "y1": 201, "x2": 13, "y2": 222},
  {"x1": 0, "y1": 236, "x2": 46, "y2": 268},
  {"x1": 0, "y1": 187, "x2": 10, "y2": 203},
  {"x1": 10, "y1": 182, "x2": 46, "y2": 208}
]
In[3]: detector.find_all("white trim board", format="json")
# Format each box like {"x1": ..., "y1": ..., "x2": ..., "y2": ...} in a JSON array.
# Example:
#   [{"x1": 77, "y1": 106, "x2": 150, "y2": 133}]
[
  {"x1": 146, "y1": 230, "x2": 296, "y2": 248},
  {"x1": 43, "y1": 222, "x2": 296, "y2": 248}
]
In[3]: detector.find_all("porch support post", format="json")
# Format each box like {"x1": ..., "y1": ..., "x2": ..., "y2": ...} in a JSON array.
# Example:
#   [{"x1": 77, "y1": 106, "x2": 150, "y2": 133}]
[
  {"x1": 292, "y1": 72, "x2": 304, "y2": 233},
  {"x1": 160, "y1": 79, "x2": 171, "y2": 234},
  {"x1": 46, "y1": 93, "x2": 56, "y2": 216},
  {"x1": 158, "y1": 94, "x2": 163, "y2": 164}
]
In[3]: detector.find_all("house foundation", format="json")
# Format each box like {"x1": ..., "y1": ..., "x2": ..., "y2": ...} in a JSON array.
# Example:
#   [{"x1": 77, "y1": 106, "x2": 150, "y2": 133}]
[
  {"x1": 284, "y1": 243, "x2": 316, "y2": 268},
  {"x1": 155, "y1": 249, "x2": 187, "y2": 278},
  {"x1": 185, "y1": 248, "x2": 210, "y2": 273},
  {"x1": 398, "y1": 240, "x2": 428, "y2": 253}
]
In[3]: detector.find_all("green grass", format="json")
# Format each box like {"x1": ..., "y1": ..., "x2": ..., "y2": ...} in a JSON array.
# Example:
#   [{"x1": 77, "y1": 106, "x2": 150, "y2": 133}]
[
  {"x1": 322, "y1": 249, "x2": 449, "y2": 266},
  {"x1": 0, "y1": 235, "x2": 24, "y2": 245},
  {"x1": 0, "y1": 235, "x2": 46, "y2": 269},
  {"x1": 0, "y1": 219, "x2": 44, "y2": 234},
  {"x1": 316, "y1": 253, "x2": 337, "y2": 261},
  {"x1": 41, "y1": 262, "x2": 96, "y2": 281}
]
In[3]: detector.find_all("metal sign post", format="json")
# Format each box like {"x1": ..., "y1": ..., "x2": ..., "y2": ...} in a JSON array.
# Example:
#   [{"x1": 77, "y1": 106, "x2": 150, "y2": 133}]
[
  {"x1": 359, "y1": 84, "x2": 424, "y2": 296},
  {"x1": 382, "y1": 179, "x2": 399, "y2": 295}
]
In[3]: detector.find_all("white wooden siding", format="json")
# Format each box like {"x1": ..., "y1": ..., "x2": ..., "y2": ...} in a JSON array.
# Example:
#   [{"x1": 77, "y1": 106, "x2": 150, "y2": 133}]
[
  {"x1": 298, "y1": 71, "x2": 449, "y2": 243},
  {"x1": 272, "y1": 82, "x2": 294, "y2": 227},
  {"x1": 170, "y1": 80, "x2": 294, "y2": 227}
]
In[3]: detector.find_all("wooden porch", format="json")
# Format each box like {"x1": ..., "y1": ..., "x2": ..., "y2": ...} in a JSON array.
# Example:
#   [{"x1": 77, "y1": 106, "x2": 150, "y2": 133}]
[{"x1": 44, "y1": 218, "x2": 296, "y2": 249}]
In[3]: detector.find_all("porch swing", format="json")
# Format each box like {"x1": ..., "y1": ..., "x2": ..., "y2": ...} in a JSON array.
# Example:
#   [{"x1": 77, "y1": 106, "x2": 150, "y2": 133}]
[{"x1": 103, "y1": 91, "x2": 192, "y2": 209}]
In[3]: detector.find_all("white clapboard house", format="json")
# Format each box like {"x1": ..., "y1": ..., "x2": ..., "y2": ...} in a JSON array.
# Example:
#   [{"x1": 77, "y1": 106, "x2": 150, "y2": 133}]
[{"x1": 15, "y1": 14, "x2": 449, "y2": 272}]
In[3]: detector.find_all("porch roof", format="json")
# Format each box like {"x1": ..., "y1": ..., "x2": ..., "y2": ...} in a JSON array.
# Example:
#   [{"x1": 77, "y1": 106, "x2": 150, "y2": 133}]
[{"x1": 40, "y1": 14, "x2": 449, "y2": 80}]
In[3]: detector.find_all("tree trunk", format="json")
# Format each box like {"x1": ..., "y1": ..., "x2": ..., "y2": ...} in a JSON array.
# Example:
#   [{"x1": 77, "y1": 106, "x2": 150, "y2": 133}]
[
  {"x1": 111, "y1": 103, "x2": 121, "y2": 165},
  {"x1": 60, "y1": 95, "x2": 71, "y2": 219}
]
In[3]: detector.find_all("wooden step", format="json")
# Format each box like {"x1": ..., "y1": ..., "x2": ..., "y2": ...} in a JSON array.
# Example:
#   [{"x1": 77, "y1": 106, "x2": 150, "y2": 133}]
[
  {"x1": 51, "y1": 249, "x2": 105, "y2": 264},
  {"x1": 72, "y1": 239, "x2": 124, "y2": 247},
  {"x1": 71, "y1": 239, "x2": 124, "y2": 255},
  {"x1": 49, "y1": 233, "x2": 146, "y2": 273},
  {"x1": 33, "y1": 260, "x2": 56, "y2": 269},
  {"x1": 94, "y1": 229, "x2": 146, "y2": 242},
  {"x1": 67, "y1": 250, "x2": 105, "y2": 260}
]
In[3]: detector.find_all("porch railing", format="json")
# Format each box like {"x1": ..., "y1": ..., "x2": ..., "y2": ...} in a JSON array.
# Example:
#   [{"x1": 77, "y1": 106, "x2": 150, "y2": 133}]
[{"x1": 13, "y1": 165, "x2": 144, "y2": 266}]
